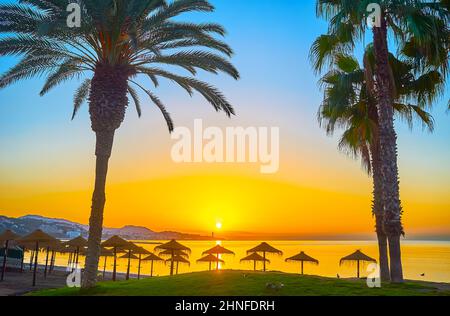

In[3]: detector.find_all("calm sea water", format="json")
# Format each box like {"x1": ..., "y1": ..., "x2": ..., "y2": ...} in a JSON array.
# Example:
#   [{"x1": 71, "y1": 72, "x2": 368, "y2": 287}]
[{"x1": 27, "y1": 240, "x2": 450, "y2": 283}]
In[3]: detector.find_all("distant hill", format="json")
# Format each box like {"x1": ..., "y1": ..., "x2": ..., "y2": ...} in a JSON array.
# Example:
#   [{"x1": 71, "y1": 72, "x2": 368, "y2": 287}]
[{"x1": 0, "y1": 214, "x2": 213, "y2": 240}]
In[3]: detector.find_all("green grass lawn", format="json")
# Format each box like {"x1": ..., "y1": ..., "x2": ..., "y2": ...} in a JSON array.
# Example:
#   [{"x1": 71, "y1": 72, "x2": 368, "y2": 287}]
[{"x1": 30, "y1": 270, "x2": 450, "y2": 296}]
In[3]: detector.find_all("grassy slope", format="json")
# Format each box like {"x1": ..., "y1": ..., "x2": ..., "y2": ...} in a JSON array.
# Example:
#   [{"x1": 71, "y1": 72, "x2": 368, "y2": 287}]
[{"x1": 31, "y1": 270, "x2": 450, "y2": 296}]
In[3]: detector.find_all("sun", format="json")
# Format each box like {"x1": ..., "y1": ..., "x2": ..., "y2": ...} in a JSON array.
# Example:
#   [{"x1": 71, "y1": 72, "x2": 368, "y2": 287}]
[{"x1": 216, "y1": 221, "x2": 223, "y2": 230}]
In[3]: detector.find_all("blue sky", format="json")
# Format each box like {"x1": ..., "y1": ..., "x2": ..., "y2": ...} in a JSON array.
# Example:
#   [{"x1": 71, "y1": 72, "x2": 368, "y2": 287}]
[{"x1": 0, "y1": 0, "x2": 448, "y2": 236}]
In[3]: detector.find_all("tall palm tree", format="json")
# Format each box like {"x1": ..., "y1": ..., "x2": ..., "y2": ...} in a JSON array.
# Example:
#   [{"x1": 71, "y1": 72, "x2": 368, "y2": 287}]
[
  {"x1": 0, "y1": 0, "x2": 239, "y2": 287},
  {"x1": 314, "y1": 0, "x2": 449, "y2": 282},
  {"x1": 318, "y1": 49, "x2": 442, "y2": 281}
]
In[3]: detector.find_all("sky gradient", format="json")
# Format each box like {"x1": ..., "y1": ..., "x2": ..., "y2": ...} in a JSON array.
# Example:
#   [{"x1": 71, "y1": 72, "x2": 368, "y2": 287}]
[{"x1": 0, "y1": 0, "x2": 449, "y2": 239}]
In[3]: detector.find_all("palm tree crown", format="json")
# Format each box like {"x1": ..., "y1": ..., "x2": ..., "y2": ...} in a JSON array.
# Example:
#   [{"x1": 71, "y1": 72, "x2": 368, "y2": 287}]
[{"x1": 0, "y1": 0, "x2": 240, "y2": 131}]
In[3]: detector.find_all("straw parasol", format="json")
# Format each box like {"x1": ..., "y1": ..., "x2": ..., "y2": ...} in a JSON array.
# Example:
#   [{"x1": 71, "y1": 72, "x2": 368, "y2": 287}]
[
  {"x1": 80, "y1": 247, "x2": 114, "y2": 279},
  {"x1": 142, "y1": 253, "x2": 164, "y2": 277},
  {"x1": 155, "y1": 240, "x2": 191, "y2": 276},
  {"x1": 240, "y1": 253, "x2": 270, "y2": 271},
  {"x1": 0, "y1": 230, "x2": 20, "y2": 281},
  {"x1": 247, "y1": 242, "x2": 282, "y2": 272},
  {"x1": 18, "y1": 230, "x2": 58, "y2": 286},
  {"x1": 101, "y1": 235, "x2": 129, "y2": 281},
  {"x1": 285, "y1": 251, "x2": 319, "y2": 275},
  {"x1": 63, "y1": 236, "x2": 87, "y2": 271},
  {"x1": 340, "y1": 250, "x2": 376, "y2": 278},
  {"x1": 202, "y1": 244, "x2": 234, "y2": 270},
  {"x1": 165, "y1": 255, "x2": 190, "y2": 274},
  {"x1": 197, "y1": 254, "x2": 224, "y2": 271}
]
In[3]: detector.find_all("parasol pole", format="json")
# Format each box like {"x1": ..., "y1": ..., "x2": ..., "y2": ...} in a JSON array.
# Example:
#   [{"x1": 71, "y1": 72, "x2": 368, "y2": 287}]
[
  {"x1": 126, "y1": 249, "x2": 131, "y2": 280},
  {"x1": 44, "y1": 246, "x2": 50, "y2": 278},
  {"x1": 137, "y1": 254, "x2": 142, "y2": 280},
  {"x1": 263, "y1": 252, "x2": 266, "y2": 272},
  {"x1": 1, "y1": 240, "x2": 9, "y2": 281},
  {"x1": 29, "y1": 250, "x2": 34, "y2": 270},
  {"x1": 32, "y1": 241, "x2": 39, "y2": 286},
  {"x1": 170, "y1": 249, "x2": 174, "y2": 276},
  {"x1": 113, "y1": 247, "x2": 117, "y2": 281},
  {"x1": 20, "y1": 246, "x2": 25, "y2": 273},
  {"x1": 357, "y1": 260, "x2": 360, "y2": 279},
  {"x1": 102, "y1": 255, "x2": 107, "y2": 279}
]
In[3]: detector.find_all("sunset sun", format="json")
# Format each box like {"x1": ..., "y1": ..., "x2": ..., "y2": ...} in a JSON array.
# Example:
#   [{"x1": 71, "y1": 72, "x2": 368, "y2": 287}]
[{"x1": 216, "y1": 221, "x2": 223, "y2": 230}]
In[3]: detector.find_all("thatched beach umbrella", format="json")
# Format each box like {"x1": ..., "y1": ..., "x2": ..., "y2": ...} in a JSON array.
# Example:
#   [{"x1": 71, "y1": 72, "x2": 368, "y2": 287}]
[
  {"x1": 285, "y1": 251, "x2": 319, "y2": 275},
  {"x1": 247, "y1": 242, "x2": 282, "y2": 272},
  {"x1": 203, "y1": 244, "x2": 234, "y2": 270},
  {"x1": 101, "y1": 235, "x2": 129, "y2": 281},
  {"x1": 0, "y1": 230, "x2": 20, "y2": 281},
  {"x1": 63, "y1": 236, "x2": 87, "y2": 271},
  {"x1": 165, "y1": 255, "x2": 190, "y2": 274},
  {"x1": 18, "y1": 230, "x2": 58, "y2": 286},
  {"x1": 142, "y1": 253, "x2": 164, "y2": 277},
  {"x1": 240, "y1": 253, "x2": 270, "y2": 271},
  {"x1": 340, "y1": 250, "x2": 376, "y2": 278},
  {"x1": 155, "y1": 240, "x2": 191, "y2": 276},
  {"x1": 197, "y1": 254, "x2": 224, "y2": 271}
]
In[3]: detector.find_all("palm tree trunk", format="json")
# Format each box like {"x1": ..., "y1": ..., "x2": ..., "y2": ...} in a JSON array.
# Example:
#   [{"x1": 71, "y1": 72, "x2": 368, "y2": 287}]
[
  {"x1": 369, "y1": 128, "x2": 390, "y2": 282},
  {"x1": 82, "y1": 136, "x2": 113, "y2": 287},
  {"x1": 373, "y1": 13, "x2": 404, "y2": 283},
  {"x1": 82, "y1": 63, "x2": 130, "y2": 288}
]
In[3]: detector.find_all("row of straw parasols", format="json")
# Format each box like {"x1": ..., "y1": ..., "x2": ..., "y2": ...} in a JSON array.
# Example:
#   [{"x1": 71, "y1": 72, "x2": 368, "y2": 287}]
[
  {"x1": 197, "y1": 242, "x2": 376, "y2": 278},
  {"x1": 1, "y1": 230, "x2": 377, "y2": 285}
]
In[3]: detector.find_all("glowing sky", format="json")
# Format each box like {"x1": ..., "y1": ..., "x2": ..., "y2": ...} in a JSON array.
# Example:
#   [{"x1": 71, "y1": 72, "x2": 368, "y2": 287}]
[{"x1": 0, "y1": 1, "x2": 449, "y2": 239}]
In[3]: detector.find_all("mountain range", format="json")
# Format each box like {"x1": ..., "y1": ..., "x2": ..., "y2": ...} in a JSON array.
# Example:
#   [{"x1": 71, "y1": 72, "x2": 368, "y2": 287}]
[{"x1": 0, "y1": 214, "x2": 213, "y2": 240}]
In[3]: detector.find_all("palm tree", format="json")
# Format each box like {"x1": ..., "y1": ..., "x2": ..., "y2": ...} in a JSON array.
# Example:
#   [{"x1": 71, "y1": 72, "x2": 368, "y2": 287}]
[
  {"x1": 314, "y1": 0, "x2": 448, "y2": 282},
  {"x1": 318, "y1": 48, "x2": 443, "y2": 282},
  {"x1": 0, "y1": 0, "x2": 239, "y2": 288}
]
